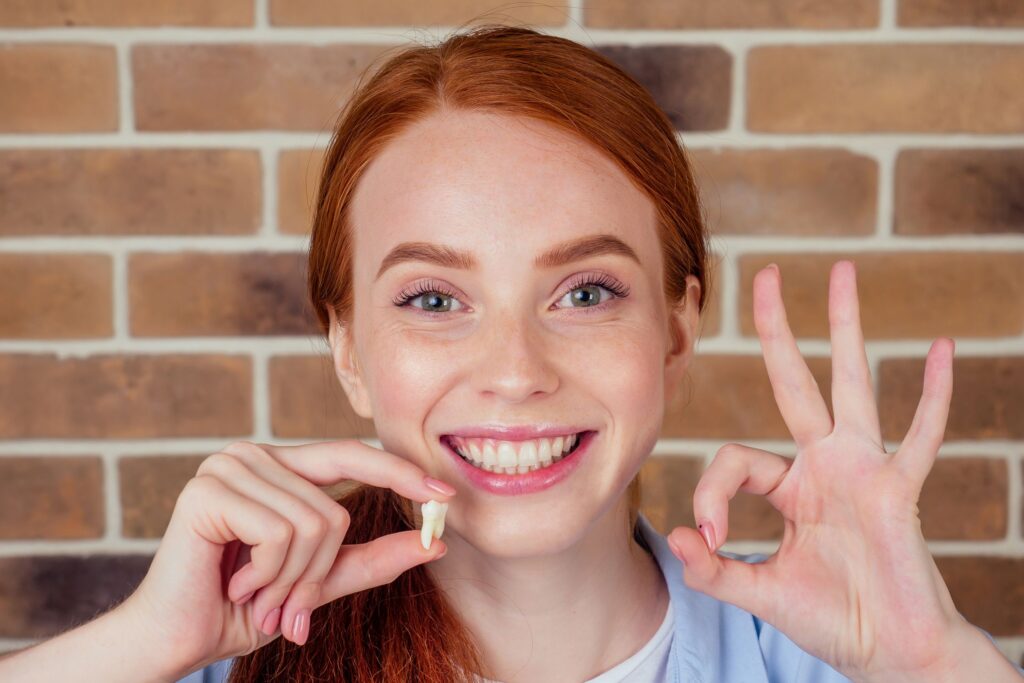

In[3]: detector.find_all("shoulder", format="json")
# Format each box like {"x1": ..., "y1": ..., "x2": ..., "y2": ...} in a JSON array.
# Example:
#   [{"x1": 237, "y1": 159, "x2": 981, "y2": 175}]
[{"x1": 175, "y1": 657, "x2": 234, "y2": 683}]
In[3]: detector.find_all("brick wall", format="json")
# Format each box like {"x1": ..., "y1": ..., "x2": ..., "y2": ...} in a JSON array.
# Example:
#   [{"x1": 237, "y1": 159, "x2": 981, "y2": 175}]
[{"x1": 1, "y1": 0, "x2": 1022, "y2": 667}]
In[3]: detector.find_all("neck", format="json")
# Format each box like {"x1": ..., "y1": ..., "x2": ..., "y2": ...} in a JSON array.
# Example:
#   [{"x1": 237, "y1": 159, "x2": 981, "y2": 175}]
[{"x1": 427, "y1": 498, "x2": 670, "y2": 683}]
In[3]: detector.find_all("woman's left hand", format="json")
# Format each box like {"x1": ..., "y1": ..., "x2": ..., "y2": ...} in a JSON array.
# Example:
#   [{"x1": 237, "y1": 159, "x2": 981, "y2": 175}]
[{"x1": 667, "y1": 260, "x2": 972, "y2": 682}]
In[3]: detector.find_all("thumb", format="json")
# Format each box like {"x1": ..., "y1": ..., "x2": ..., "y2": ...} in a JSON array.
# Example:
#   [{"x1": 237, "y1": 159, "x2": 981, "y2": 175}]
[{"x1": 668, "y1": 526, "x2": 770, "y2": 618}]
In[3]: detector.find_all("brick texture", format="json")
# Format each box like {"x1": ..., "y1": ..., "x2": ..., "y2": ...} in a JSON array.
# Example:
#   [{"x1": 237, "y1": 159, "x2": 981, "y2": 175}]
[
  {"x1": 129, "y1": 252, "x2": 316, "y2": 336},
  {"x1": 269, "y1": 355, "x2": 377, "y2": 439},
  {"x1": 0, "y1": 43, "x2": 117, "y2": 132},
  {"x1": 585, "y1": 0, "x2": 878, "y2": 29},
  {"x1": 894, "y1": 148, "x2": 1024, "y2": 236},
  {"x1": 0, "y1": 149, "x2": 261, "y2": 236},
  {"x1": 748, "y1": 44, "x2": 1024, "y2": 133},
  {"x1": 738, "y1": 253, "x2": 1024, "y2": 339},
  {"x1": 0, "y1": 1, "x2": 253, "y2": 27},
  {"x1": 277, "y1": 147, "x2": 327, "y2": 235},
  {"x1": 935, "y1": 556, "x2": 1024, "y2": 635},
  {"x1": 0, "y1": 354, "x2": 252, "y2": 438},
  {"x1": 899, "y1": 0, "x2": 1024, "y2": 27},
  {"x1": 0, "y1": 253, "x2": 112, "y2": 339},
  {"x1": 270, "y1": 0, "x2": 569, "y2": 26},
  {"x1": 119, "y1": 455, "x2": 204, "y2": 538},
  {"x1": 0, "y1": 457, "x2": 104, "y2": 539}
]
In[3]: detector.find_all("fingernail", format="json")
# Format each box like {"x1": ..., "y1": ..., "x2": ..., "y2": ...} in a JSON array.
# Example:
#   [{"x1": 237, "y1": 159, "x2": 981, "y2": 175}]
[
  {"x1": 424, "y1": 476, "x2": 456, "y2": 496},
  {"x1": 435, "y1": 543, "x2": 448, "y2": 559},
  {"x1": 261, "y1": 607, "x2": 281, "y2": 636},
  {"x1": 293, "y1": 609, "x2": 310, "y2": 645},
  {"x1": 667, "y1": 534, "x2": 684, "y2": 562},
  {"x1": 236, "y1": 589, "x2": 254, "y2": 604},
  {"x1": 698, "y1": 520, "x2": 717, "y2": 551}
]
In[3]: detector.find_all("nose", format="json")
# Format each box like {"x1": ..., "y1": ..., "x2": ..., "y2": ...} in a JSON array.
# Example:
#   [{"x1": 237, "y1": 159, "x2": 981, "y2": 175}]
[{"x1": 470, "y1": 310, "x2": 559, "y2": 402}]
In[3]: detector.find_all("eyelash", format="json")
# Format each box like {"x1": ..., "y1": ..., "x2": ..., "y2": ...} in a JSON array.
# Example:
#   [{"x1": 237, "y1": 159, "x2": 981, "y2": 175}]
[{"x1": 391, "y1": 272, "x2": 631, "y2": 316}]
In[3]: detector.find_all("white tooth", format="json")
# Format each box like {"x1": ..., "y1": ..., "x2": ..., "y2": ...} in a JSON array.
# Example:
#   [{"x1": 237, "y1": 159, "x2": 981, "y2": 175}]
[
  {"x1": 482, "y1": 440, "x2": 498, "y2": 468},
  {"x1": 518, "y1": 441, "x2": 538, "y2": 467},
  {"x1": 420, "y1": 499, "x2": 449, "y2": 550},
  {"x1": 497, "y1": 442, "x2": 518, "y2": 468},
  {"x1": 565, "y1": 433, "x2": 576, "y2": 453},
  {"x1": 552, "y1": 436, "x2": 564, "y2": 456},
  {"x1": 516, "y1": 464, "x2": 530, "y2": 473},
  {"x1": 537, "y1": 438, "x2": 552, "y2": 465},
  {"x1": 469, "y1": 441, "x2": 482, "y2": 461},
  {"x1": 502, "y1": 466, "x2": 517, "y2": 474}
]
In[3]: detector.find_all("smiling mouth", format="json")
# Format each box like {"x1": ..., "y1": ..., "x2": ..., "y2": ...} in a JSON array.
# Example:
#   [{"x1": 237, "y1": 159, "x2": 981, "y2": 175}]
[{"x1": 442, "y1": 431, "x2": 591, "y2": 474}]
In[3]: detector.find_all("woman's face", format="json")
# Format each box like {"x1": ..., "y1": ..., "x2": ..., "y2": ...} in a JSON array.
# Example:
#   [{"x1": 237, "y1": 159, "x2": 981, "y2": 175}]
[{"x1": 329, "y1": 109, "x2": 701, "y2": 557}]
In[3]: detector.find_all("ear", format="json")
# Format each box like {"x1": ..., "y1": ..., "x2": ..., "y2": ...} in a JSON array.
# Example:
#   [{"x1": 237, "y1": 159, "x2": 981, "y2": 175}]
[
  {"x1": 663, "y1": 274, "x2": 702, "y2": 404},
  {"x1": 326, "y1": 306, "x2": 373, "y2": 420}
]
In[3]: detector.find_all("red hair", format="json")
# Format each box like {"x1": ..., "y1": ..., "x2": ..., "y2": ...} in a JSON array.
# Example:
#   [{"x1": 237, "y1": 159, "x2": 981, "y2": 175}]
[{"x1": 229, "y1": 22, "x2": 711, "y2": 682}]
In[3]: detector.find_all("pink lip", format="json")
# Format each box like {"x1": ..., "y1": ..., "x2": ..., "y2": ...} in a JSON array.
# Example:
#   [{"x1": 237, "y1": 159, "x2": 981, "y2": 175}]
[
  {"x1": 440, "y1": 430, "x2": 596, "y2": 496},
  {"x1": 443, "y1": 424, "x2": 592, "y2": 440}
]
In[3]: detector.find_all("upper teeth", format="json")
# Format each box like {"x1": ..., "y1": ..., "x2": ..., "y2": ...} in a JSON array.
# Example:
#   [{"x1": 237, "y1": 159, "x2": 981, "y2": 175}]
[{"x1": 447, "y1": 433, "x2": 580, "y2": 474}]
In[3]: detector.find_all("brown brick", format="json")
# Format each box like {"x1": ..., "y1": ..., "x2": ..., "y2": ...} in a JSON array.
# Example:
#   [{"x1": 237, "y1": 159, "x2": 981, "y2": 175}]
[
  {"x1": 0, "y1": 354, "x2": 252, "y2": 438},
  {"x1": 270, "y1": 0, "x2": 568, "y2": 26},
  {"x1": 278, "y1": 147, "x2": 326, "y2": 235},
  {"x1": 594, "y1": 45, "x2": 731, "y2": 131},
  {"x1": 133, "y1": 43, "x2": 395, "y2": 131},
  {"x1": 699, "y1": 252, "x2": 723, "y2": 338},
  {"x1": 0, "y1": 149, "x2": 260, "y2": 236},
  {"x1": 935, "y1": 556, "x2": 1024, "y2": 636},
  {"x1": 747, "y1": 44, "x2": 1024, "y2": 133},
  {"x1": 129, "y1": 252, "x2": 316, "y2": 336},
  {"x1": 0, "y1": 253, "x2": 112, "y2": 339},
  {"x1": 0, "y1": 0, "x2": 252, "y2": 26},
  {"x1": 894, "y1": 148, "x2": 1024, "y2": 236},
  {"x1": 0, "y1": 457, "x2": 104, "y2": 539},
  {"x1": 663, "y1": 355, "x2": 833, "y2": 439},
  {"x1": 737, "y1": 253, "x2": 1024, "y2": 339},
  {"x1": 269, "y1": 355, "x2": 376, "y2": 439},
  {"x1": 0, "y1": 555, "x2": 151, "y2": 638},
  {"x1": 899, "y1": 0, "x2": 1024, "y2": 27},
  {"x1": 879, "y1": 356, "x2": 1024, "y2": 441},
  {"x1": 692, "y1": 148, "x2": 876, "y2": 236},
  {"x1": 0, "y1": 43, "x2": 116, "y2": 132},
  {"x1": 919, "y1": 457, "x2": 1007, "y2": 540},
  {"x1": 119, "y1": 455, "x2": 205, "y2": 538},
  {"x1": 586, "y1": 0, "x2": 878, "y2": 28}
]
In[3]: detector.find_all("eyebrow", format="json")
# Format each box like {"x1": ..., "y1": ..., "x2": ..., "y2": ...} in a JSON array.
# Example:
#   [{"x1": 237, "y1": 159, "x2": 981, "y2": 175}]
[{"x1": 374, "y1": 233, "x2": 641, "y2": 282}]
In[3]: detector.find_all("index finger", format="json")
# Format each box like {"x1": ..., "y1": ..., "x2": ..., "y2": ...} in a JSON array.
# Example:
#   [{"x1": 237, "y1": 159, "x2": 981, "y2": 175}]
[{"x1": 253, "y1": 439, "x2": 457, "y2": 503}]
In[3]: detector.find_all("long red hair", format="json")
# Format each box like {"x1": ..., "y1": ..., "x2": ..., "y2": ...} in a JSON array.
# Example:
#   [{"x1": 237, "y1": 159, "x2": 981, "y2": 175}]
[{"x1": 228, "y1": 22, "x2": 711, "y2": 682}]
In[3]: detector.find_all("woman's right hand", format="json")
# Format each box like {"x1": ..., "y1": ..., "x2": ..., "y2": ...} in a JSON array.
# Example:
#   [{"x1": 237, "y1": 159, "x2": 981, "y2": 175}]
[{"x1": 119, "y1": 439, "x2": 456, "y2": 676}]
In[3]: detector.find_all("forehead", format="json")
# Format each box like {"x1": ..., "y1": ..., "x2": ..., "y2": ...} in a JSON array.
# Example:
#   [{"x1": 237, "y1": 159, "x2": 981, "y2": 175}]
[{"x1": 348, "y1": 109, "x2": 659, "y2": 276}]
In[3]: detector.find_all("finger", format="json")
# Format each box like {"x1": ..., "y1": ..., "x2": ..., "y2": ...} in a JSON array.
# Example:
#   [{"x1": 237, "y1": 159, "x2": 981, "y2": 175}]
[
  {"x1": 667, "y1": 524, "x2": 774, "y2": 619},
  {"x1": 182, "y1": 475, "x2": 291, "y2": 602},
  {"x1": 894, "y1": 337, "x2": 954, "y2": 492},
  {"x1": 247, "y1": 439, "x2": 457, "y2": 503},
  {"x1": 196, "y1": 453, "x2": 324, "y2": 636},
  {"x1": 752, "y1": 264, "x2": 833, "y2": 449},
  {"x1": 319, "y1": 530, "x2": 446, "y2": 605},
  {"x1": 692, "y1": 443, "x2": 794, "y2": 552},
  {"x1": 828, "y1": 260, "x2": 883, "y2": 447}
]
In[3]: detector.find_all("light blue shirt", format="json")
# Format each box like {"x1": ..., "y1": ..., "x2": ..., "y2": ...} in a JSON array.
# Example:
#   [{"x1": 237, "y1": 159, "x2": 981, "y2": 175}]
[{"x1": 179, "y1": 511, "x2": 1024, "y2": 682}]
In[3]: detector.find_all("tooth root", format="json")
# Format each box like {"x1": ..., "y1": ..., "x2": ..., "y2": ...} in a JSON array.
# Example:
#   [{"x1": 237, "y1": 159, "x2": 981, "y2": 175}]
[{"x1": 420, "y1": 499, "x2": 449, "y2": 550}]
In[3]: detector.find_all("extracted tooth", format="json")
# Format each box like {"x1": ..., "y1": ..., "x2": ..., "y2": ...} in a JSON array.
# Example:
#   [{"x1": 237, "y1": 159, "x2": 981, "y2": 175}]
[{"x1": 420, "y1": 499, "x2": 449, "y2": 550}]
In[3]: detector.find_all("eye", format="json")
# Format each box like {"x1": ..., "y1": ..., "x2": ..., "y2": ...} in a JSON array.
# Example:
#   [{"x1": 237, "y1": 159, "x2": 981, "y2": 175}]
[
  {"x1": 554, "y1": 272, "x2": 630, "y2": 312},
  {"x1": 392, "y1": 279, "x2": 465, "y2": 315}
]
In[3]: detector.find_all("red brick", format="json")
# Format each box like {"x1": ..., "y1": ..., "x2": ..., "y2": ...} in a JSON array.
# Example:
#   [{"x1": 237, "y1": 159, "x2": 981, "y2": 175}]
[
  {"x1": 692, "y1": 148, "x2": 876, "y2": 236},
  {"x1": 737, "y1": 253, "x2": 1024, "y2": 339},
  {"x1": 899, "y1": 0, "x2": 1024, "y2": 27},
  {"x1": 133, "y1": 43, "x2": 395, "y2": 131},
  {"x1": 879, "y1": 356, "x2": 1024, "y2": 441},
  {"x1": 0, "y1": 0, "x2": 253, "y2": 26},
  {"x1": 0, "y1": 149, "x2": 260, "y2": 236},
  {"x1": 894, "y1": 148, "x2": 1024, "y2": 236},
  {"x1": 269, "y1": 355, "x2": 376, "y2": 439},
  {"x1": 270, "y1": 0, "x2": 568, "y2": 26},
  {"x1": 0, "y1": 253, "x2": 112, "y2": 339},
  {"x1": 638, "y1": 454, "x2": 705, "y2": 534},
  {"x1": 0, "y1": 354, "x2": 252, "y2": 438},
  {"x1": 119, "y1": 455, "x2": 205, "y2": 538},
  {"x1": 586, "y1": 0, "x2": 878, "y2": 28},
  {"x1": 748, "y1": 44, "x2": 1024, "y2": 133},
  {"x1": 919, "y1": 457, "x2": 1008, "y2": 540},
  {"x1": 277, "y1": 148, "x2": 326, "y2": 235},
  {"x1": 0, "y1": 43, "x2": 116, "y2": 132},
  {"x1": 935, "y1": 556, "x2": 1024, "y2": 635},
  {"x1": 0, "y1": 456, "x2": 104, "y2": 539},
  {"x1": 662, "y1": 355, "x2": 833, "y2": 439},
  {"x1": 129, "y1": 252, "x2": 316, "y2": 336}
]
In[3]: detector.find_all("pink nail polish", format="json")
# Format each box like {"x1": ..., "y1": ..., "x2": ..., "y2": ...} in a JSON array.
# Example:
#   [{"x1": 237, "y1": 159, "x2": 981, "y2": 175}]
[
  {"x1": 262, "y1": 607, "x2": 281, "y2": 636},
  {"x1": 424, "y1": 476, "x2": 456, "y2": 496},
  {"x1": 698, "y1": 520, "x2": 717, "y2": 551}
]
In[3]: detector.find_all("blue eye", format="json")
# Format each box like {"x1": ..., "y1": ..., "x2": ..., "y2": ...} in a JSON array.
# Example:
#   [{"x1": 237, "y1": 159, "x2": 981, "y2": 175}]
[
  {"x1": 555, "y1": 273, "x2": 630, "y2": 311},
  {"x1": 392, "y1": 280, "x2": 464, "y2": 314}
]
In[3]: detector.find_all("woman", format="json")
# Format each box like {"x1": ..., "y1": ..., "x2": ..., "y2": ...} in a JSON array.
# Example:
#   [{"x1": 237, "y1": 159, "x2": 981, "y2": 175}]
[{"x1": 2, "y1": 24, "x2": 1021, "y2": 683}]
